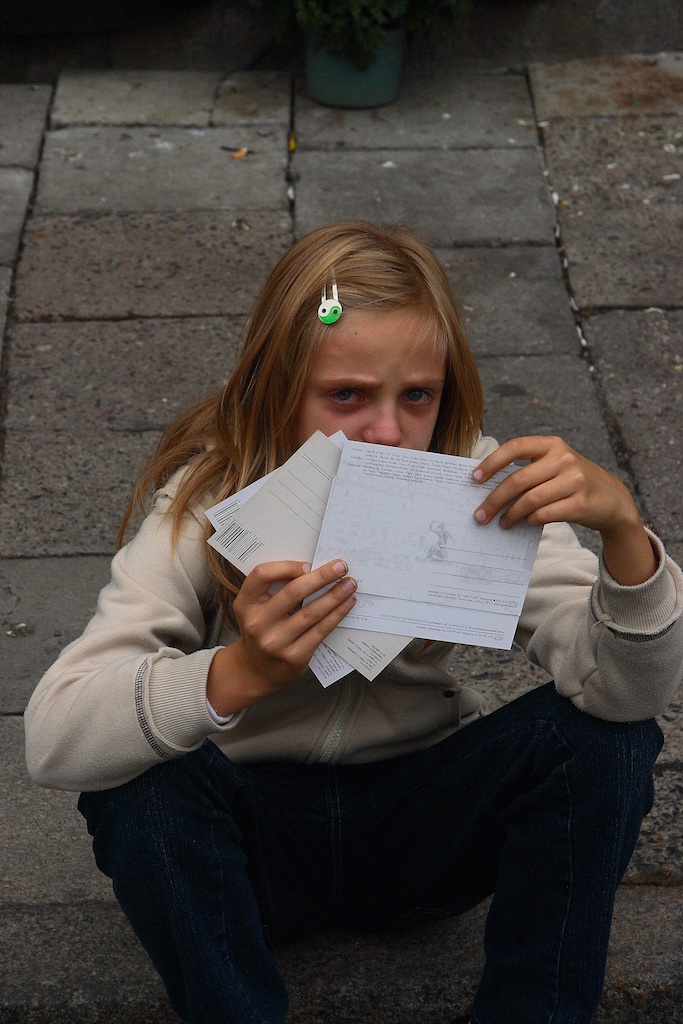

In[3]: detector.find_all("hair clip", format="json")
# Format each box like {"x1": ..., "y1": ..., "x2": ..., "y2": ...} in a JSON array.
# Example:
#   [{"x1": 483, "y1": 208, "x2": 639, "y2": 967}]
[{"x1": 317, "y1": 276, "x2": 343, "y2": 324}]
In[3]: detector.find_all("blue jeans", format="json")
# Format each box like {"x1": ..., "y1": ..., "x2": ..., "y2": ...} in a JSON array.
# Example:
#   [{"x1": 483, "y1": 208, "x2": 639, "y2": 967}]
[{"x1": 78, "y1": 683, "x2": 662, "y2": 1024}]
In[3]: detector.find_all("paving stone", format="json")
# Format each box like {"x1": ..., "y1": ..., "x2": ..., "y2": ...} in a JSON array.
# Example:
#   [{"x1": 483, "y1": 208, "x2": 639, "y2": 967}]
[
  {"x1": 669, "y1": 540, "x2": 683, "y2": 578},
  {"x1": 294, "y1": 149, "x2": 555, "y2": 244},
  {"x1": 5, "y1": 317, "x2": 244, "y2": 434},
  {"x1": 559, "y1": 204, "x2": 683, "y2": 309},
  {"x1": 35, "y1": 126, "x2": 288, "y2": 214},
  {"x1": 0, "y1": 430, "x2": 160, "y2": 557},
  {"x1": 626, "y1": 766, "x2": 683, "y2": 886},
  {"x1": 0, "y1": 267, "x2": 10, "y2": 354},
  {"x1": 0, "y1": 557, "x2": 112, "y2": 712},
  {"x1": 530, "y1": 53, "x2": 683, "y2": 120},
  {"x1": 436, "y1": 244, "x2": 577, "y2": 357},
  {"x1": 278, "y1": 909, "x2": 487, "y2": 1024},
  {"x1": 14, "y1": 210, "x2": 292, "y2": 320},
  {"x1": 542, "y1": 115, "x2": 683, "y2": 308},
  {"x1": 212, "y1": 71, "x2": 292, "y2": 126},
  {"x1": 0, "y1": 168, "x2": 33, "y2": 265},
  {"x1": 0, "y1": 717, "x2": 112, "y2": 902},
  {"x1": 0, "y1": 903, "x2": 172, "y2": 1024},
  {"x1": 2, "y1": 887, "x2": 680, "y2": 1024},
  {"x1": 295, "y1": 70, "x2": 536, "y2": 150},
  {"x1": 51, "y1": 71, "x2": 222, "y2": 128},
  {"x1": 0, "y1": 84, "x2": 52, "y2": 168},
  {"x1": 594, "y1": 886, "x2": 683, "y2": 1024},
  {"x1": 478, "y1": 353, "x2": 620, "y2": 475},
  {"x1": 582, "y1": 310, "x2": 683, "y2": 542},
  {"x1": 543, "y1": 116, "x2": 683, "y2": 207}
]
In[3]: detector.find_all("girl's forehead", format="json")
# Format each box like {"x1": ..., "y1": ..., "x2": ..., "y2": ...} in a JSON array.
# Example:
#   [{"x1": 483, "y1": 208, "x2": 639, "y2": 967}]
[{"x1": 318, "y1": 306, "x2": 442, "y2": 351}]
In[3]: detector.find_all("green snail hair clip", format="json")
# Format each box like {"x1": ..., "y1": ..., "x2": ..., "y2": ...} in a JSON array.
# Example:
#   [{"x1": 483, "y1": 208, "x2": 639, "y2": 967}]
[{"x1": 317, "y1": 276, "x2": 342, "y2": 325}]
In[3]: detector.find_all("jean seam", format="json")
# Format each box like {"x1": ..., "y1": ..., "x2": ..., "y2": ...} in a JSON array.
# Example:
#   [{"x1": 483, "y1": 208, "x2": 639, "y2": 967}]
[
  {"x1": 325, "y1": 769, "x2": 343, "y2": 926},
  {"x1": 549, "y1": 758, "x2": 573, "y2": 1023}
]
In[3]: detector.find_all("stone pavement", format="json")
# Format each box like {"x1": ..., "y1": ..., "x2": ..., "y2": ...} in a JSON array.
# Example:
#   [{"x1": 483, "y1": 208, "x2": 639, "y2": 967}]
[{"x1": 1, "y1": 52, "x2": 682, "y2": 1024}]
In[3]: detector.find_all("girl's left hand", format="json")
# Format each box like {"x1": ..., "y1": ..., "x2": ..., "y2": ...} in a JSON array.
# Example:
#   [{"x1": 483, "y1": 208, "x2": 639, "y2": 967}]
[{"x1": 472, "y1": 435, "x2": 658, "y2": 586}]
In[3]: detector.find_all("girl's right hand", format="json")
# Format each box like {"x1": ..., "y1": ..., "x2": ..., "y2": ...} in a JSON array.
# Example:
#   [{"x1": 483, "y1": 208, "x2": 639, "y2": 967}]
[{"x1": 207, "y1": 559, "x2": 356, "y2": 716}]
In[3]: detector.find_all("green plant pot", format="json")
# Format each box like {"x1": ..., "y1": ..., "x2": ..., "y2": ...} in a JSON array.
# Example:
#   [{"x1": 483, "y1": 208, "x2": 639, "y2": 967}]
[{"x1": 305, "y1": 29, "x2": 404, "y2": 109}]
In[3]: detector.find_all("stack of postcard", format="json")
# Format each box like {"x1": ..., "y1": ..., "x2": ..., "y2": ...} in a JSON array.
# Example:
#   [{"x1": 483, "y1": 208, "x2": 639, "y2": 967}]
[{"x1": 207, "y1": 432, "x2": 542, "y2": 686}]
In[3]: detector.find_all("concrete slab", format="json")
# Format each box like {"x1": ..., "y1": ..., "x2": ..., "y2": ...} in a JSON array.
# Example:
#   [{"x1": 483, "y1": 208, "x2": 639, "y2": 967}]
[
  {"x1": 0, "y1": 717, "x2": 112, "y2": 903},
  {"x1": 530, "y1": 53, "x2": 683, "y2": 120},
  {"x1": 35, "y1": 126, "x2": 288, "y2": 215},
  {"x1": 2, "y1": 887, "x2": 679, "y2": 1024},
  {"x1": 543, "y1": 115, "x2": 683, "y2": 205},
  {"x1": 0, "y1": 556, "x2": 114, "y2": 712},
  {"x1": 670, "y1": 541, "x2": 683, "y2": 579},
  {"x1": 0, "y1": 900, "x2": 485, "y2": 1024},
  {"x1": 5, "y1": 317, "x2": 244, "y2": 435},
  {"x1": 0, "y1": 168, "x2": 33, "y2": 265},
  {"x1": 1, "y1": 903, "x2": 173, "y2": 1024},
  {"x1": 51, "y1": 71, "x2": 222, "y2": 128},
  {"x1": 595, "y1": 886, "x2": 683, "y2": 1024},
  {"x1": 542, "y1": 115, "x2": 683, "y2": 308},
  {"x1": 0, "y1": 429, "x2": 160, "y2": 558},
  {"x1": 0, "y1": 85, "x2": 51, "y2": 168},
  {"x1": 212, "y1": 71, "x2": 292, "y2": 126},
  {"x1": 559, "y1": 204, "x2": 683, "y2": 309},
  {"x1": 278, "y1": 909, "x2": 486, "y2": 1024},
  {"x1": 626, "y1": 766, "x2": 683, "y2": 886},
  {"x1": 478, "y1": 353, "x2": 620, "y2": 475},
  {"x1": 582, "y1": 310, "x2": 683, "y2": 542},
  {"x1": 436, "y1": 244, "x2": 578, "y2": 358},
  {"x1": 14, "y1": 211, "x2": 291, "y2": 320},
  {"x1": 294, "y1": 149, "x2": 555, "y2": 244},
  {"x1": 295, "y1": 71, "x2": 536, "y2": 150},
  {"x1": 0, "y1": 267, "x2": 10, "y2": 353}
]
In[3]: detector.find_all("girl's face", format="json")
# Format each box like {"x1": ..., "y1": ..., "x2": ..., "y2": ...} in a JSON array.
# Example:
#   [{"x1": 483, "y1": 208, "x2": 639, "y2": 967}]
[{"x1": 297, "y1": 309, "x2": 446, "y2": 451}]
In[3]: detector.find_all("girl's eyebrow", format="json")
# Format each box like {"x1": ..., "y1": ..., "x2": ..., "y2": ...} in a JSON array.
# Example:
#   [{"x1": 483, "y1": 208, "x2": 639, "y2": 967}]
[{"x1": 317, "y1": 376, "x2": 445, "y2": 389}]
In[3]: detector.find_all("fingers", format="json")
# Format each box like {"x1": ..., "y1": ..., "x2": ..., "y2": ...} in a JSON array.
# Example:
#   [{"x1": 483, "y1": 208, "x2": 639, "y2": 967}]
[
  {"x1": 241, "y1": 558, "x2": 352, "y2": 615},
  {"x1": 234, "y1": 558, "x2": 357, "y2": 675},
  {"x1": 472, "y1": 436, "x2": 595, "y2": 530}
]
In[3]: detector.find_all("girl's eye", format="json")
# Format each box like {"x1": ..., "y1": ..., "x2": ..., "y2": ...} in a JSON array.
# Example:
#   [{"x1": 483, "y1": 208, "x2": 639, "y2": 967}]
[
  {"x1": 332, "y1": 389, "x2": 359, "y2": 403},
  {"x1": 404, "y1": 389, "x2": 431, "y2": 404}
]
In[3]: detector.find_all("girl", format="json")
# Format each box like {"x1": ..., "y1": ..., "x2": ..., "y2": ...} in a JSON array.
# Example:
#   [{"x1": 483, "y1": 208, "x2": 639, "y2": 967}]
[{"x1": 25, "y1": 222, "x2": 683, "y2": 1024}]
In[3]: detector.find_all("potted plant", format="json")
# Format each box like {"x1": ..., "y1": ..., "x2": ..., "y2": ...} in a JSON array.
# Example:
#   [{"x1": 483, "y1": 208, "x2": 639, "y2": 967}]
[{"x1": 252, "y1": 0, "x2": 471, "y2": 108}]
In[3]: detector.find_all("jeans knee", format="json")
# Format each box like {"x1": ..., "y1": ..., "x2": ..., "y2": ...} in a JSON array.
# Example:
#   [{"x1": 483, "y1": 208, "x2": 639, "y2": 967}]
[
  {"x1": 555, "y1": 709, "x2": 663, "y2": 827},
  {"x1": 79, "y1": 773, "x2": 164, "y2": 881}
]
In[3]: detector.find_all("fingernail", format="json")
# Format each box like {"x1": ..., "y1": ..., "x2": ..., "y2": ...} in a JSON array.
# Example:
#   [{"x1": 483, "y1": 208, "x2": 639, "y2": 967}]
[
  {"x1": 474, "y1": 509, "x2": 487, "y2": 523},
  {"x1": 472, "y1": 468, "x2": 484, "y2": 481},
  {"x1": 500, "y1": 516, "x2": 510, "y2": 530},
  {"x1": 302, "y1": 562, "x2": 311, "y2": 573},
  {"x1": 340, "y1": 577, "x2": 357, "y2": 594},
  {"x1": 332, "y1": 560, "x2": 348, "y2": 575}
]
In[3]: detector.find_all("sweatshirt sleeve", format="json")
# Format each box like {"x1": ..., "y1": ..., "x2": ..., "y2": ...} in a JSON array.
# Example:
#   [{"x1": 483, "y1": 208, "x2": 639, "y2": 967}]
[
  {"x1": 517, "y1": 521, "x2": 683, "y2": 721},
  {"x1": 24, "y1": 493, "x2": 240, "y2": 793}
]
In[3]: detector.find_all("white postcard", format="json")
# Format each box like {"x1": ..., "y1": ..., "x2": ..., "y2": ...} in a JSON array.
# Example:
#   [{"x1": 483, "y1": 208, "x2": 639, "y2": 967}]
[
  {"x1": 311, "y1": 442, "x2": 542, "y2": 645},
  {"x1": 206, "y1": 432, "x2": 411, "y2": 683}
]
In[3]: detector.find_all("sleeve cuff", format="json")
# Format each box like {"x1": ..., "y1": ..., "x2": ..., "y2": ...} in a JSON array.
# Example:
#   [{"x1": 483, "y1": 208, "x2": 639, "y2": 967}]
[
  {"x1": 206, "y1": 698, "x2": 234, "y2": 725},
  {"x1": 593, "y1": 529, "x2": 680, "y2": 635}
]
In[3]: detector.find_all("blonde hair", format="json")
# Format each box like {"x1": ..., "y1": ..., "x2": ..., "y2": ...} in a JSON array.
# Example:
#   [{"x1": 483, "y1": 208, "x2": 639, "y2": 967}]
[{"x1": 119, "y1": 221, "x2": 484, "y2": 613}]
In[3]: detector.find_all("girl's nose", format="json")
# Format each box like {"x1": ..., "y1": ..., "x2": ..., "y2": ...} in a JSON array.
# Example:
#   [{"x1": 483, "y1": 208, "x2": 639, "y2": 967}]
[{"x1": 361, "y1": 409, "x2": 402, "y2": 447}]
